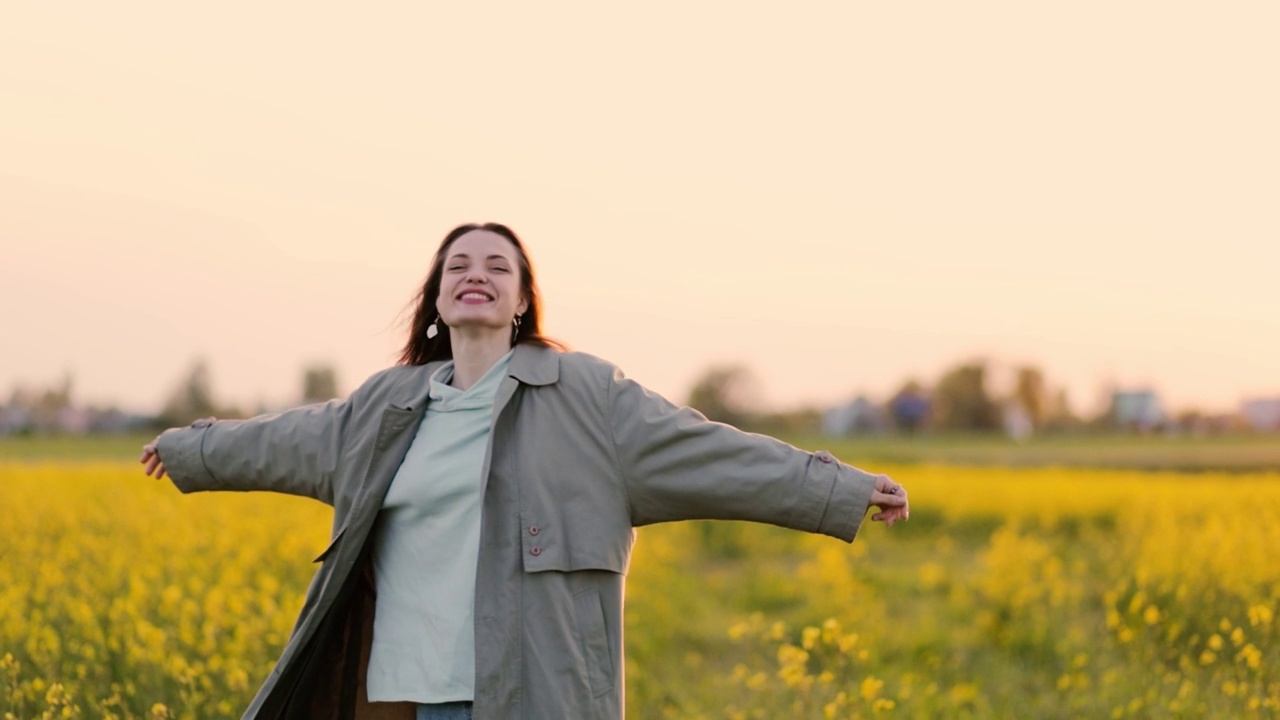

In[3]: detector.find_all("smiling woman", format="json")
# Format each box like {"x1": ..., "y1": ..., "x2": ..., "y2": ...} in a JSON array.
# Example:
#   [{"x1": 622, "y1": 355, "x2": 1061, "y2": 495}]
[
  {"x1": 399, "y1": 223, "x2": 564, "y2": 379},
  {"x1": 138, "y1": 222, "x2": 910, "y2": 720}
]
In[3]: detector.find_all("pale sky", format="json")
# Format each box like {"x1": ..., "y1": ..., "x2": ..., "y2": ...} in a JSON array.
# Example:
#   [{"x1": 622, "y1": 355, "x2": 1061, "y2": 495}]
[{"x1": 2, "y1": 2, "x2": 1277, "y2": 417}]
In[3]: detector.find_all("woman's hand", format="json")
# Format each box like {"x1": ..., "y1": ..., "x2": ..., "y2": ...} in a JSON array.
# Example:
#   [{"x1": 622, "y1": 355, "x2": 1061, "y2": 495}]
[
  {"x1": 870, "y1": 474, "x2": 909, "y2": 526},
  {"x1": 139, "y1": 437, "x2": 168, "y2": 480}
]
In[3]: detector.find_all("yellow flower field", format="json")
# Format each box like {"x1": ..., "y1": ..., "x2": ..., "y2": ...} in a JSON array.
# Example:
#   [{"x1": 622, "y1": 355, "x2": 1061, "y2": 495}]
[{"x1": 1, "y1": 460, "x2": 1278, "y2": 718}]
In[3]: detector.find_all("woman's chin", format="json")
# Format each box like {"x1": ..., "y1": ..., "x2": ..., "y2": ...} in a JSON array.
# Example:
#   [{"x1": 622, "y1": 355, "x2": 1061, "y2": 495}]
[{"x1": 444, "y1": 320, "x2": 509, "y2": 339}]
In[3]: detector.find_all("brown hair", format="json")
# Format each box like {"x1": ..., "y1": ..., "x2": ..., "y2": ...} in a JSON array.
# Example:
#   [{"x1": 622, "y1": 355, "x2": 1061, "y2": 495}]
[{"x1": 398, "y1": 223, "x2": 564, "y2": 365}]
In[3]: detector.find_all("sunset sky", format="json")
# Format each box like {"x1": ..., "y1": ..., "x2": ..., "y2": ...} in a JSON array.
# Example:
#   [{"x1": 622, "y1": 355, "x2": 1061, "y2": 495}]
[{"x1": 2, "y1": 2, "x2": 1277, "y2": 418}]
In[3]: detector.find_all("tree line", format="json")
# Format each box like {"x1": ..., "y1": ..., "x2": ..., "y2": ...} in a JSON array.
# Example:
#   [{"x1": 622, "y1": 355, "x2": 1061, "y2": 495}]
[
  {"x1": 686, "y1": 360, "x2": 1085, "y2": 436},
  {"x1": 0, "y1": 360, "x2": 342, "y2": 436},
  {"x1": 4, "y1": 356, "x2": 1263, "y2": 437}
]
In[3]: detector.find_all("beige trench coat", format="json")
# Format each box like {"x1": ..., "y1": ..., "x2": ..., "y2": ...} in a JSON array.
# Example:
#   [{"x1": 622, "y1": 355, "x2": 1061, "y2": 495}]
[{"x1": 156, "y1": 344, "x2": 878, "y2": 719}]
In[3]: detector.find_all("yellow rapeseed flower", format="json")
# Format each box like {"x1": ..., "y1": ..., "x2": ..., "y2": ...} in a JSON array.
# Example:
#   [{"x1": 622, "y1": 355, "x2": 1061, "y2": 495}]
[
  {"x1": 1249, "y1": 604, "x2": 1274, "y2": 627},
  {"x1": 801, "y1": 626, "x2": 820, "y2": 650},
  {"x1": 1236, "y1": 643, "x2": 1263, "y2": 670}
]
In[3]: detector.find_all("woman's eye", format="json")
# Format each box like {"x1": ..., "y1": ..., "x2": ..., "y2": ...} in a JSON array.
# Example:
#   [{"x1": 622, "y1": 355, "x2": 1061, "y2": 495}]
[{"x1": 491, "y1": 267, "x2": 509, "y2": 273}]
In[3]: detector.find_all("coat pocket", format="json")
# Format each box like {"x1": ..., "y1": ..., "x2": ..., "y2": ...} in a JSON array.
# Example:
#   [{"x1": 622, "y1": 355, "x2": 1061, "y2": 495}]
[
  {"x1": 311, "y1": 525, "x2": 347, "y2": 563},
  {"x1": 573, "y1": 589, "x2": 613, "y2": 698}
]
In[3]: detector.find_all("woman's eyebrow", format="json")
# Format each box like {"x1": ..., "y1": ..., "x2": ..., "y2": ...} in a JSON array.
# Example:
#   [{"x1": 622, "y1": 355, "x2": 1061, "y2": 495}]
[{"x1": 446, "y1": 253, "x2": 512, "y2": 262}]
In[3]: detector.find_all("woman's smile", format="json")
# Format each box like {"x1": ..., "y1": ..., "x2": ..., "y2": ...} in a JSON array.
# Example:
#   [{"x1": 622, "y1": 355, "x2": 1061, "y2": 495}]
[{"x1": 457, "y1": 290, "x2": 494, "y2": 304}]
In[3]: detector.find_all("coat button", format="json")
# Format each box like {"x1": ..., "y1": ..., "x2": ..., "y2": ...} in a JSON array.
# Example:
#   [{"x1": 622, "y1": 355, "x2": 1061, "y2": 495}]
[
  {"x1": 816, "y1": 451, "x2": 833, "y2": 464},
  {"x1": 530, "y1": 546, "x2": 541, "y2": 556},
  {"x1": 529, "y1": 526, "x2": 539, "y2": 536}
]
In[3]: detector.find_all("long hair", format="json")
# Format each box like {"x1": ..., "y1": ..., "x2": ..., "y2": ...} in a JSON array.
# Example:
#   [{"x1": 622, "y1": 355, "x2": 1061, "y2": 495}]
[{"x1": 398, "y1": 223, "x2": 565, "y2": 365}]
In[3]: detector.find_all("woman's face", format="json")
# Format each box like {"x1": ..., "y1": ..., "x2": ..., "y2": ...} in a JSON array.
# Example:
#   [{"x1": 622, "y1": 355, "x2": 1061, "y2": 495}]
[{"x1": 436, "y1": 229, "x2": 529, "y2": 338}]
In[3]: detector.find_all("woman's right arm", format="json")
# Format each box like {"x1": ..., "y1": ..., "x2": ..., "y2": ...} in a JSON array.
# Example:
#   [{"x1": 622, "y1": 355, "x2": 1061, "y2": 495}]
[{"x1": 141, "y1": 397, "x2": 355, "y2": 506}]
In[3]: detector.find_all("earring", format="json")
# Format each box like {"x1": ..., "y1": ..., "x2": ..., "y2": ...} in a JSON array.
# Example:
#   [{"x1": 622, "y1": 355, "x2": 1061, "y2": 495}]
[
  {"x1": 426, "y1": 314, "x2": 441, "y2": 340},
  {"x1": 511, "y1": 314, "x2": 522, "y2": 344}
]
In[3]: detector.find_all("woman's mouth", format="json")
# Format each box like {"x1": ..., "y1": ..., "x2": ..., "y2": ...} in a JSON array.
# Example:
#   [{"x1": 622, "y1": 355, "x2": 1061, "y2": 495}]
[{"x1": 457, "y1": 291, "x2": 494, "y2": 304}]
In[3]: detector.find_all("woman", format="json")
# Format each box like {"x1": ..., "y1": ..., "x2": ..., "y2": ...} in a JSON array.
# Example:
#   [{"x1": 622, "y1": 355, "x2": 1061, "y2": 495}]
[{"x1": 140, "y1": 222, "x2": 910, "y2": 720}]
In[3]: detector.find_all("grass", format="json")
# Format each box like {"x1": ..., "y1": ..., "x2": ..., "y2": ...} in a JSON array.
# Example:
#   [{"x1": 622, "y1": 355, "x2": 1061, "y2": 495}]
[
  {"x1": 804, "y1": 432, "x2": 1280, "y2": 473},
  {"x1": 0, "y1": 433, "x2": 157, "y2": 462}
]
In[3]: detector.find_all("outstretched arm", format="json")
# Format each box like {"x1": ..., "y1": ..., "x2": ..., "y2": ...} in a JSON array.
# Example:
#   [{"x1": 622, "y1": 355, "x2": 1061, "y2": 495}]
[
  {"x1": 140, "y1": 398, "x2": 354, "y2": 505},
  {"x1": 608, "y1": 367, "x2": 907, "y2": 542}
]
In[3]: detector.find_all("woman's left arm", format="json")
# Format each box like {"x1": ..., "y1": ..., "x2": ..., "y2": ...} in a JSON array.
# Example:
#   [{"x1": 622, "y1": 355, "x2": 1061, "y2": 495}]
[
  {"x1": 607, "y1": 367, "x2": 907, "y2": 542},
  {"x1": 144, "y1": 396, "x2": 356, "y2": 505}
]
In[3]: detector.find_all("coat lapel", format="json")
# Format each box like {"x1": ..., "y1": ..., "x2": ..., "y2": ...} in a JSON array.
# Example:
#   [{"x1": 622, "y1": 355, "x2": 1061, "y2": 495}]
[
  {"x1": 480, "y1": 345, "x2": 560, "y2": 496},
  {"x1": 349, "y1": 361, "x2": 443, "y2": 527}
]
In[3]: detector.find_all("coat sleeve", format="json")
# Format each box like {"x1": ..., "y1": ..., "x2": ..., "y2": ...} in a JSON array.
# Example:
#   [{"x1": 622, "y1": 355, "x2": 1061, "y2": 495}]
[
  {"x1": 605, "y1": 366, "x2": 879, "y2": 542},
  {"x1": 154, "y1": 396, "x2": 355, "y2": 506}
]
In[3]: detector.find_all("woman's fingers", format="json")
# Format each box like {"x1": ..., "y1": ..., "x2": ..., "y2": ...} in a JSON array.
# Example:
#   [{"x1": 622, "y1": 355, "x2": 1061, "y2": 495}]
[
  {"x1": 872, "y1": 505, "x2": 908, "y2": 525},
  {"x1": 140, "y1": 443, "x2": 167, "y2": 479},
  {"x1": 872, "y1": 511, "x2": 899, "y2": 525},
  {"x1": 874, "y1": 474, "x2": 905, "y2": 495},
  {"x1": 140, "y1": 438, "x2": 165, "y2": 478},
  {"x1": 871, "y1": 489, "x2": 908, "y2": 507},
  {"x1": 870, "y1": 474, "x2": 910, "y2": 525}
]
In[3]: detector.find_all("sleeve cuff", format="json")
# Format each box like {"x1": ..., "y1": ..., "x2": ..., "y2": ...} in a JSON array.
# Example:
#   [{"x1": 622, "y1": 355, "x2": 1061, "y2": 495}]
[
  {"x1": 155, "y1": 419, "x2": 218, "y2": 493},
  {"x1": 811, "y1": 456, "x2": 877, "y2": 542}
]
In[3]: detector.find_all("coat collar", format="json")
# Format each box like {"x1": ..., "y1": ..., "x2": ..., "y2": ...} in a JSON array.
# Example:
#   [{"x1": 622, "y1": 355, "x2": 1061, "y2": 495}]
[
  {"x1": 385, "y1": 343, "x2": 561, "y2": 411},
  {"x1": 508, "y1": 342, "x2": 560, "y2": 387}
]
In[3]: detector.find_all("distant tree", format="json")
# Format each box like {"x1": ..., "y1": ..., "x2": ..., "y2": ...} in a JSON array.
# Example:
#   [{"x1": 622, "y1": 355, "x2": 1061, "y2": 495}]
[
  {"x1": 933, "y1": 362, "x2": 999, "y2": 432},
  {"x1": 755, "y1": 407, "x2": 823, "y2": 437},
  {"x1": 6, "y1": 385, "x2": 36, "y2": 411},
  {"x1": 1012, "y1": 366, "x2": 1049, "y2": 430},
  {"x1": 159, "y1": 359, "x2": 221, "y2": 427},
  {"x1": 1174, "y1": 408, "x2": 1208, "y2": 435},
  {"x1": 1044, "y1": 387, "x2": 1081, "y2": 432},
  {"x1": 301, "y1": 364, "x2": 340, "y2": 404},
  {"x1": 30, "y1": 371, "x2": 74, "y2": 433},
  {"x1": 0, "y1": 386, "x2": 35, "y2": 435},
  {"x1": 888, "y1": 380, "x2": 931, "y2": 435},
  {"x1": 686, "y1": 364, "x2": 761, "y2": 429}
]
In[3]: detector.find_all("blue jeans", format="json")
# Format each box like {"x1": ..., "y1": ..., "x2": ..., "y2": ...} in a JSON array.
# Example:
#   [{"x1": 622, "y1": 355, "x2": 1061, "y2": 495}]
[{"x1": 416, "y1": 701, "x2": 472, "y2": 720}]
